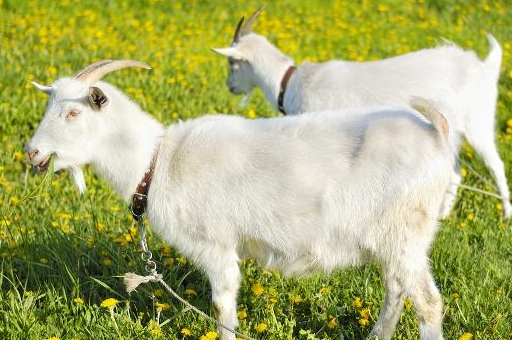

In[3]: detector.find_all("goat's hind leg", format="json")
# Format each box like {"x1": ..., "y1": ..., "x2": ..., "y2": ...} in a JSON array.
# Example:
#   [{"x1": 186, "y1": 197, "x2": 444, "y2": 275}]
[
  {"x1": 399, "y1": 258, "x2": 444, "y2": 340},
  {"x1": 465, "y1": 102, "x2": 512, "y2": 219},
  {"x1": 470, "y1": 138, "x2": 512, "y2": 218}
]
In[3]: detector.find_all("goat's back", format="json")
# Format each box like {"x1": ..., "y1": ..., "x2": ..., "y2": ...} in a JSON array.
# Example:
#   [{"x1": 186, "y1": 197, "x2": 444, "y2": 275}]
[{"x1": 287, "y1": 44, "x2": 495, "y2": 135}]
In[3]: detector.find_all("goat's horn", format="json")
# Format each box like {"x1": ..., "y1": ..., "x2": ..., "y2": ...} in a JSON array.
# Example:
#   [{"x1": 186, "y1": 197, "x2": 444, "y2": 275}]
[
  {"x1": 74, "y1": 60, "x2": 151, "y2": 84},
  {"x1": 240, "y1": 6, "x2": 265, "y2": 36},
  {"x1": 233, "y1": 16, "x2": 245, "y2": 44}
]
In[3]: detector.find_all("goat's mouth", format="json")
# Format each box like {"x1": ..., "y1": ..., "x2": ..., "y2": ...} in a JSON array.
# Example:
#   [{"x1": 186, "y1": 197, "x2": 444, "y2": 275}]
[
  {"x1": 36, "y1": 154, "x2": 53, "y2": 172},
  {"x1": 229, "y1": 86, "x2": 242, "y2": 95}
]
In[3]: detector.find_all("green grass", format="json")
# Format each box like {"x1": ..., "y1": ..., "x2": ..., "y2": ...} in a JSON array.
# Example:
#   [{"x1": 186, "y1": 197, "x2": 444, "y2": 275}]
[{"x1": 1, "y1": 0, "x2": 512, "y2": 339}]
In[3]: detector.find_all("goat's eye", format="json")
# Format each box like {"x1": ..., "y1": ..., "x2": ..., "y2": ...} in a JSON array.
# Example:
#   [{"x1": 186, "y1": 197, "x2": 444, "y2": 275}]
[{"x1": 65, "y1": 109, "x2": 80, "y2": 121}]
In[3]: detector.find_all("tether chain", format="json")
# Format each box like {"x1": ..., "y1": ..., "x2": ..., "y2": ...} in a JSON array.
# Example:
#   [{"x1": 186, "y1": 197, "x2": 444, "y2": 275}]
[{"x1": 121, "y1": 215, "x2": 258, "y2": 340}]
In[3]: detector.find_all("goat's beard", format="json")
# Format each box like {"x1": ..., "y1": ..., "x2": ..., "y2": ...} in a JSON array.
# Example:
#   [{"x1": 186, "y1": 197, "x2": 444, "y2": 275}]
[{"x1": 68, "y1": 165, "x2": 86, "y2": 194}]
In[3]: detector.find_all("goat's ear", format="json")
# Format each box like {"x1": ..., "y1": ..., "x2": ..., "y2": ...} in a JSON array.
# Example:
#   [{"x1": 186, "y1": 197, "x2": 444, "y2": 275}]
[
  {"x1": 88, "y1": 86, "x2": 109, "y2": 110},
  {"x1": 211, "y1": 47, "x2": 245, "y2": 60},
  {"x1": 31, "y1": 81, "x2": 53, "y2": 95}
]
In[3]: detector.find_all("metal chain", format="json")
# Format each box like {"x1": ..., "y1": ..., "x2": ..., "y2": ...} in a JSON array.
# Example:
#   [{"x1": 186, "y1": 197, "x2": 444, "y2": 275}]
[{"x1": 137, "y1": 217, "x2": 157, "y2": 275}]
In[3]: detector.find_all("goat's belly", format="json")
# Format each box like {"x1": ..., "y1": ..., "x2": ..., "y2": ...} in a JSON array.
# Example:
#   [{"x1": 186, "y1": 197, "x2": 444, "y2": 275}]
[{"x1": 239, "y1": 239, "x2": 365, "y2": 277}]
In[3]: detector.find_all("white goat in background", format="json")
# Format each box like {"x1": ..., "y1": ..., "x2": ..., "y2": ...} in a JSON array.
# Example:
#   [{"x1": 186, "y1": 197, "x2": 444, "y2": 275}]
[
  {"x1": 212, "y1": 8, "x2": 511, "y2": 219},
  {"x1": 27, "y1": 60, "x2": 453, "y2": 340}
]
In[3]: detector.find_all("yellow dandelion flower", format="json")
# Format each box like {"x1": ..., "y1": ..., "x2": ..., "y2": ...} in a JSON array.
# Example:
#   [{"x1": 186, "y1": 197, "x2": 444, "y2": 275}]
[
  {"x1": 254, "y1": 322, "x2": 268, "y2": 333},
  {"x1": 459, "y1": 333, "x2": 473, "y2": 340},
  {"x1": 404, "y1": 299, "x2": 413, "y2": 310},
  {"x1": 110, "y1": 205, "x2": 120, "y2": 212},
  {"x1": 353, "y1": 297, "x2": 362, "y2": 308},
  {"x1": 13, "y1": 151, "x2": 24, "y2": 161},
  {"x1": 74, "y1": 297, "x2": 84, "y2": 305},
  {"x1": 247, "y1": 109, "x2": 256, "y2": 119},
  {"x1": 359, "y1": 318, "x2": 369, "y2": 326},
  {"x1": 237, "y1": 310, "x2": 247, "y2": 320},
  {"x1": 155, "y1": 302, "x2": 171, "y2": 311},
  {"x1": 154, "y1": 289, "x2": 164, "y2": 297},
  {"x1": 461, "y1": 168, "x2": 467, "y2": 177},
  {"x1": 507, "y1": 118, "x2": 512, "y2": 128},
  {"x1": 181, "y1": 328, "x2": 192, "y2": 336},
  {"x1": 60, "y1": 224, "x2": 70, "y2": 234},
  {"x1": 319, "y1": 286, "x2": 330, "y2": 295},
  {"x1": 460, "y1": 222, "x2": 467, "y2": 228},
  {"x1": 360, "y1": 308, "x2": 370, "y2": 319},
  {"x1": 39, "y1": 258, "x2": 48, "y2": 264},
  {"x1": 497, "y1": 203, "x2": 503, "y2": 211},
  {"x1": 509, "y1": 69, "x2": 512, "y2": 80},
  {"x1": 327, "y1": 315, "x2": 337, "y2": 329},
  {"x1": 467, "y1": 213, "x2": 473, "y2": 221},
  {"x1": 100, "y1": 298, "x2": 119, "y2": 308},
  {"x1": 451, "y1": 292, "x2": 459, "y2": 300},
  {"x1": 148, "y1": 319, "x2": 163, "y2": 337},
  {"x1": 47, "y1": 337, "x2": 61, "y2": 340},
  {"x1": 292, "y1": 294, "x2": 303, "y2": 304},
  {"x1": 251, "y1": 283, "x2": 264, "y2": 296},
  {"x1": 200, "y1": 331, "x2": 218, "y2": 340},
  {"x1": 185, "y1": 288, "x2": 197, "y2": 296}
]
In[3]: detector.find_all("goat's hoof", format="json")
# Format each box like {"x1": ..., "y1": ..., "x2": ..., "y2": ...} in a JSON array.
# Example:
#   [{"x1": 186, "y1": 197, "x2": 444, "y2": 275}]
[{"x1": 503, "y1": 203, "x2": 512, "y2": 219}]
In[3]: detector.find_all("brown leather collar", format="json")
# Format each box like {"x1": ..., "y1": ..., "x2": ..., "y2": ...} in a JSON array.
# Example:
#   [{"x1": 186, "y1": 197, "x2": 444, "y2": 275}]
[
  {"x1": 130, "y1": 145, "x2": 160, "y2": 221},
  {"x1": 277, "y1": 65, "x2": 296, "y2": 115}
]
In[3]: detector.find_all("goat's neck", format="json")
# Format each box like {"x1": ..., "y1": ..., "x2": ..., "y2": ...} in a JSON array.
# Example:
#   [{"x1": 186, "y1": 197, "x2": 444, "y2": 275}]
[
  {"x1": 91, "y1": 100, "x2": 165, "y2": 202},
  {"x1": 252, "y1": 53, "x2": 294, "y2": 110}
]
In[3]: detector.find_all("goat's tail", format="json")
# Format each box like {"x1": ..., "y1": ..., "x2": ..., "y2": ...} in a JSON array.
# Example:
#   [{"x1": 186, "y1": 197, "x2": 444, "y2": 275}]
[
  {"x1": 410, "y1": 96, "x2": 449, "y2": 142},
  {"x1": 484, "y1": 34, "x2": 502, "y2": 81}
]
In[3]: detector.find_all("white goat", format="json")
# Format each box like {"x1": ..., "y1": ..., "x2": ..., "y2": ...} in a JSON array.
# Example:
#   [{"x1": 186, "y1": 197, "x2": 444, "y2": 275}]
[
  {"x1": 27, "y1": 60, "x2": 454, "y2": 340},
  {"x1": 212, "y1": 9, "x2": 511, "y2": 219}
]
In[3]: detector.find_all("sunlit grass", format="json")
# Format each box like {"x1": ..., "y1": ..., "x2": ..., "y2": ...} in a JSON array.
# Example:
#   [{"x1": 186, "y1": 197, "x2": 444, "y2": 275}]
[{"x1": 1, "y1": 0, "x2": 512, "y2": 339}]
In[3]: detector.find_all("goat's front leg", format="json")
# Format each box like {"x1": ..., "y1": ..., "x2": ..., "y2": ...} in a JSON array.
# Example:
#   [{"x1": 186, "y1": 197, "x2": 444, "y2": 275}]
[
  {"x1": 203, "y1": 250, "x2": 241, "y2": 340},
  {"x1": 370, "y1": 267, "x2": 405, "y2": 340}
]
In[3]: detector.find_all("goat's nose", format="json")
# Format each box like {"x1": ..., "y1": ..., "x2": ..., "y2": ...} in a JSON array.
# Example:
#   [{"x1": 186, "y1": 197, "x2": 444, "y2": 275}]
[{"x1": 25, "y1": 144, "x2": 39, "y2": 160}]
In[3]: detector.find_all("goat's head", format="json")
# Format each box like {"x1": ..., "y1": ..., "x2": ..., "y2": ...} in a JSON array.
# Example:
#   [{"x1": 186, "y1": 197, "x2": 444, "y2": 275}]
[
  {"x1": 26, "y1": 60, "x2": 150, "y2": 192},
  {"x1": 211, "y1": 7, "x2": 265, "y2": 95}
]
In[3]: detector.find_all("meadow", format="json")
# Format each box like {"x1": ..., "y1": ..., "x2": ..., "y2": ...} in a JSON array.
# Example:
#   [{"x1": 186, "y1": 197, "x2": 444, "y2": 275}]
[{"x1": 1, "y1": 0, "x2": 512, "y2": 339}]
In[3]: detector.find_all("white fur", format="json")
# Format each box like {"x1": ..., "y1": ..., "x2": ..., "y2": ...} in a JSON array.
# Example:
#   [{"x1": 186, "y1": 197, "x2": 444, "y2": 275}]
[
  {"x1": 28, "y1": 73, "x2": 453, "y2": 340},
  {"x1": 214, "y1": 33, "x2": 511, "y2": 218}
]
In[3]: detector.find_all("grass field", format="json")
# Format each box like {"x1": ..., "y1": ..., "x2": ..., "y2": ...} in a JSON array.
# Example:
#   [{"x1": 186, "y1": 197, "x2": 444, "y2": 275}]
[{"x1": 1, "y1": 0, "x2": 512, "y2": 339}]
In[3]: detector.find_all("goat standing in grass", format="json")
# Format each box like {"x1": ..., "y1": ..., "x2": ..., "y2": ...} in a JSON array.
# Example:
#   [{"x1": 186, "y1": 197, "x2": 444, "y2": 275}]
[
  {"x1": 212, "y1": 8, "x2": 511, "y2": 219},
  {"x1": 27, "y1": 60, "x2": 453, "y2": 340}
]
